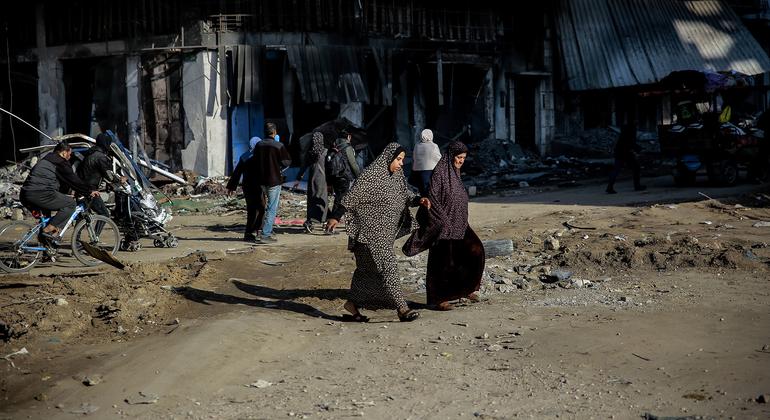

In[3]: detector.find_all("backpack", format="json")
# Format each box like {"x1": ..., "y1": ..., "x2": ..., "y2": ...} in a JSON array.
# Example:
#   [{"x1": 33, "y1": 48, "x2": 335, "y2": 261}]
[{"x1": 325, "y1": 144, "x2": 350, "y2": 180}]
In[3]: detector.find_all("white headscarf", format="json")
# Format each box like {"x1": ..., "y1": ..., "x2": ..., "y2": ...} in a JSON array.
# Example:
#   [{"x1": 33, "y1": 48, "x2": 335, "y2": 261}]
[
  {"x1": 249, "y1": 136, "x2": 262, "y2": 151},
  {"x1": 420, "y1": 129, "x2": 434, "y2": 143}
]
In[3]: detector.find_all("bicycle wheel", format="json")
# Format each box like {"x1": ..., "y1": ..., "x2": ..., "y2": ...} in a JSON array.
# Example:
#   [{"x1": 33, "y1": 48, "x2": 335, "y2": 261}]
[
  {"x1": 70, "y1": 215, "x2": 121, "y2": 267},
  {"x1": 0, "y1": 221, "x2": 43, "y2": 273}
]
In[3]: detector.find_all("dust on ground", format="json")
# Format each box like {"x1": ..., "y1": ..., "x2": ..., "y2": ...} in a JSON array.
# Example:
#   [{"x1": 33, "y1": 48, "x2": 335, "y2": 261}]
[{"x1": 1, "y1": 180, "x2": 769, "y2": 419}]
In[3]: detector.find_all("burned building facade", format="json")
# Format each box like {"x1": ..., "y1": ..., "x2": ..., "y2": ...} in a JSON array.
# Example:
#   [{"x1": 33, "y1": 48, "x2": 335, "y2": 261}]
[
  {"x1": 2, "y1": 1, "x2": 768, "y2": 176},
  {"x1": 0, "y1": 0, "x2": 553, "y2": 176}
]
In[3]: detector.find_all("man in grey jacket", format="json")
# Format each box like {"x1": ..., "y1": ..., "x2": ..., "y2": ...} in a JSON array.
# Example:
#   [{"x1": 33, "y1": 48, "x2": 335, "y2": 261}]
[{"x1": 20, "y1": 141, "x2": 99, "y2": 239}]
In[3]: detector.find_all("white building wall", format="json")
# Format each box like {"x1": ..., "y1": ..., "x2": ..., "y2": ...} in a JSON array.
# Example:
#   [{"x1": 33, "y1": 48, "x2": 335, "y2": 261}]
[
  {"x1": 126, "y1": 56, "x2": 141, "y2": 156},
  {"x1": 182, "y1": 50, "x2": 228, "y2": 176},
  {"x1": 36, "y1": 56, "x2": 66, "y2": 142}
]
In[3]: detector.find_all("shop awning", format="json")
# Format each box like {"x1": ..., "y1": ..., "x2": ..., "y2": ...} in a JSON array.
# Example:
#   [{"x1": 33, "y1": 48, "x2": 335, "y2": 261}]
[{"x1": 555, "y1": 0, "x2": 770, "y2": 91}]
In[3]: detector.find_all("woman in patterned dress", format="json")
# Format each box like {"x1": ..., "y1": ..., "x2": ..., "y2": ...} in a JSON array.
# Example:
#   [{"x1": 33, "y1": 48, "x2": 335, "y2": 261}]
[
  {"x1": 403, "y1": 141, "x2": 485, "y2": 310},
  {"x1": 326, "y1": 142, "x2": 431, "y2": 322}
]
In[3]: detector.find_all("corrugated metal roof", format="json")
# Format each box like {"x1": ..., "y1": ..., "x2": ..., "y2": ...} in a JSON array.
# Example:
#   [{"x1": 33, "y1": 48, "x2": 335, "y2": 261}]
[
  {"x1": 555, "y1": 0, "x2": 770, "y2": 91},
  {"x1": 287, "y1": 45, "x2": 369, "y2": 104}
]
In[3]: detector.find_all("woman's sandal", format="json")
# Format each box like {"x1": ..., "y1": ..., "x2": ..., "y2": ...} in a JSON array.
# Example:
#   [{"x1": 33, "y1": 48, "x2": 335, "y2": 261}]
[
  {"x1": 342, "y1": 301, "x2": 369, "y2": 322},
  {"x1": 398, "y1": 309, "x2": 420, "y2": 322},
  {"x1": 466, "y1": 292, "x2": 481, "y2": 303}
]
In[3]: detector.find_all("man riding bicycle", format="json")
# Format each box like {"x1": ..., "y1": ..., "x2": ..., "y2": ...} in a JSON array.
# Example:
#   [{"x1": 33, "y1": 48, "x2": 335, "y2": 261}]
[{"x1": 19, "y1": 141, "x2": 100, "y2": 241}]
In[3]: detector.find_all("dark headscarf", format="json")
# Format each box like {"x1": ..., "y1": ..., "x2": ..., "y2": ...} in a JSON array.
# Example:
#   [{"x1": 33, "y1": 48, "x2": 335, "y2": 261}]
[
  {"x1": 403, "y1": 141, "x2": 470, "y2": 255},
  {"x1": 389, "y1": 146, "x2": 406, "y2": 171},
  {"x1": 95, "y1": 133, "x2": 113, "y2": 153}
]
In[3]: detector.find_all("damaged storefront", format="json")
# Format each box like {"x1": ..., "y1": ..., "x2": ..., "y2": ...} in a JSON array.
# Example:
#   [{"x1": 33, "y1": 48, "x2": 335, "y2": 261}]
[{"x1": 551, "y1": 0, "x2": 770, "y2": 150}]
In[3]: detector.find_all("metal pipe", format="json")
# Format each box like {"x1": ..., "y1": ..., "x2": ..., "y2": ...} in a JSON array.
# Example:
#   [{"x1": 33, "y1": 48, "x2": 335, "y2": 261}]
[{"x1": 0, "y1": 106, "x2": 52, "y2": 140}]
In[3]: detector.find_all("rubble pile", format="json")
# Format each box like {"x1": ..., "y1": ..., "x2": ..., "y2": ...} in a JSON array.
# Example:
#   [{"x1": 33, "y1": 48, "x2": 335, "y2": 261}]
[
  {"x1": 458, "y1": 128, "x2": 662, "y2": 195},
  {"x1": 193, "y1": 176, "x2": 230, "y2": 196},
  {"x1": 167, "y1": 187, "x2": 308, "y2": 222},
  {"x1": 549, "y1": 128, "x2": 619, "y2": 158},
  {"x1": 0, "y1": 157, "x2": 36, "y2": 221},
  {"x1": 463, "y1": 141, "x2": 612, "y2": 195}
]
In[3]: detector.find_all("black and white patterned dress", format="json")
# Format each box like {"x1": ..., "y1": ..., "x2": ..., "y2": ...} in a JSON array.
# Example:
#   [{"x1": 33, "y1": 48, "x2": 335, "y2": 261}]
[{"x1": 340, "y1": 142, "x2": 420, "y2": 310}]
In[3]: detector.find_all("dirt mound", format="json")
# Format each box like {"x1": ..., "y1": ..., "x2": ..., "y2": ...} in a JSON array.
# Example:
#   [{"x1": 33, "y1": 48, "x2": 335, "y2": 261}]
[
  {"x1": 0, "y1": 252, "x2": 215, "y2": 346},
  {"x1": 552, "y1": 234, "x2": 768, "y2": 274}
]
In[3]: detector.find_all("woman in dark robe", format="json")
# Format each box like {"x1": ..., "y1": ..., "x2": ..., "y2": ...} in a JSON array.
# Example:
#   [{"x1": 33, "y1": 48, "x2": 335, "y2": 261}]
[
  {"x1": 295, "y1": 132, "x2": 328, "y2": 232},
  {"x1": 403, "y1": 141, "x2": 485, "y2": 310},
  {"x1": 326, "y1": 142, "x2": 431, "y2": 322}
]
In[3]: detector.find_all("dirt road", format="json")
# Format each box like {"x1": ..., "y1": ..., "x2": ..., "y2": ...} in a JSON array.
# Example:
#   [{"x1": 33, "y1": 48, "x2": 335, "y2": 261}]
[{"x1": 2, "y1": 177, "x2": 769, "y2": 419}]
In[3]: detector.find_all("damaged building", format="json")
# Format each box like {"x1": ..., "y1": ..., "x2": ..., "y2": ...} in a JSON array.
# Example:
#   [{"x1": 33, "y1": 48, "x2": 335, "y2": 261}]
[
  {"x1": 551, "y1": 0, "x2": 770, "y2": 149},
  {"x1": 0, "y1": 0, "x2": 768, "y2": 177}
]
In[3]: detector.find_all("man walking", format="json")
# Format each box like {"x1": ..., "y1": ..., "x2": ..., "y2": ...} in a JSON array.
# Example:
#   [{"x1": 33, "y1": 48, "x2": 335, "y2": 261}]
[
  {"x1": 251, "y1": 122, "x2": 291, "y2": 242},
  {"x1": 606, "y1": 122, "x2": 646, "y2": 194}
]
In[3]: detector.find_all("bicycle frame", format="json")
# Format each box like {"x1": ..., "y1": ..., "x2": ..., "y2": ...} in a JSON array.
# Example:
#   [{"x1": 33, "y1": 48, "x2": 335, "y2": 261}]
[{"x1": 20, "y1": 204, "x2": 87, "y2": 253}]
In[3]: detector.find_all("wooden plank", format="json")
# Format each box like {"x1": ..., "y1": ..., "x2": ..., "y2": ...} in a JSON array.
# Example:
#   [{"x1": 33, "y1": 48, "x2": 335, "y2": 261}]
[
  {"x1": 305, "y1": 47, "x2": 320, "y2": 103},
  {"x1": 436, "y1": 50, "x2": 443, "y2": 106}
]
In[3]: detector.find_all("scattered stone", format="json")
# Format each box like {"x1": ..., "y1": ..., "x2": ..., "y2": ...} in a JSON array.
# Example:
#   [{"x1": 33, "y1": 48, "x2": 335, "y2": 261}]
[
  {"x1": 570, "y1": 278, "x2": 592, "y2": 288},
  {"x1": 55, "y1": 298, "x2": 68, "y2": 306},
  {"x1": 482, "y1": 239, "x2": 514, "y2": 258},
  {"x1": 497, "y1": 284, "x2": 517, "y2": 293},
  {"x1": 757, "y1": 394, "x2": 768, "y2": 404},
  {"x1": 125, "y1": 391, "x2": 159, "y2": 405},
  {"x1": 70, "y1": 403, "x2": 99, "y2": 414},
  {"x1": 550, "y1": 269, "x2": 572, "y2": 281},
  {"x1": 487, "y1": 344, "x2": 503, "y2": 352},
  {"x1": 753, "y1": 221, "x2": 770, "y2": 227},
  {"x1": 544, "y1": 237, "x2": 560, "y2": 251},
  {"x1": 246, "y1": 379, "x2": 273, "y2": 389},
  {"x1": 83, "y1": 375, "x2": 103, "y2": 386}
]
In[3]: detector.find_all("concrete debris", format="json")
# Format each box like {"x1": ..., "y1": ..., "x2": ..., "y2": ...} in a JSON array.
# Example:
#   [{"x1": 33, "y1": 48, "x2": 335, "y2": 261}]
[
  {"x1": 83, "y1": 374, "x2": 104, "y2": 386},
  {"x1": 482, "y1": 239, "x2": 514, "y2": 258},
  {"x1": 69, "y1": 403, "x2": 99, "y2": 414},
  {"x1": 247, "y1": 379, "x2": 273, "y2": 389},
  {"x1": 544, "y1": 237, "x2": 560, "y2": 251},
  {"x1": 125, "y1": 391, "x2": 159, "y2": 404}
]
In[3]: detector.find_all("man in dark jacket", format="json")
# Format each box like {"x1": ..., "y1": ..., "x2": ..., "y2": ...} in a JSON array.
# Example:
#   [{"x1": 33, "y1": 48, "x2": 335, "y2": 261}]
[
  {"x1": 250, "y1": 122, "x2": 291, "y2": 242},
  {"x1": 227, "y1": 136, "x2": 266, "y2": 243},
  {"x1": 76, "y1": 133, "x2": 123, "y2": 218},
  {"x1": 20, "y1": 141, "x2": 99, "y2": 238}
]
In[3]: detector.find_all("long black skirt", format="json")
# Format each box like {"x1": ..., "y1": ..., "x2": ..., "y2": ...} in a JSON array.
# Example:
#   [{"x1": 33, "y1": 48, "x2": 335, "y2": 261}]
[{"x1": 426, "y1": 227, "x2": 485, "y2": 305}]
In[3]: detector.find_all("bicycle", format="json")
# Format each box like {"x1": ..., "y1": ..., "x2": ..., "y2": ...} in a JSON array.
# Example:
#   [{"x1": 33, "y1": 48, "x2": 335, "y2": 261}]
[{"x1": 0, "y1": 198, "x2": 121, "y2": 273}]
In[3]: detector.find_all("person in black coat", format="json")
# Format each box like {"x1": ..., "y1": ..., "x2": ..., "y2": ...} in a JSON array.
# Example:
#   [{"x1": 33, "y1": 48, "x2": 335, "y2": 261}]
[
  {"x1": 76, "y1": 133, "x2": 124, "y2": 218},
  {"x1": 606, "y1": 123, "x2": 646, "y2": 194}
]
